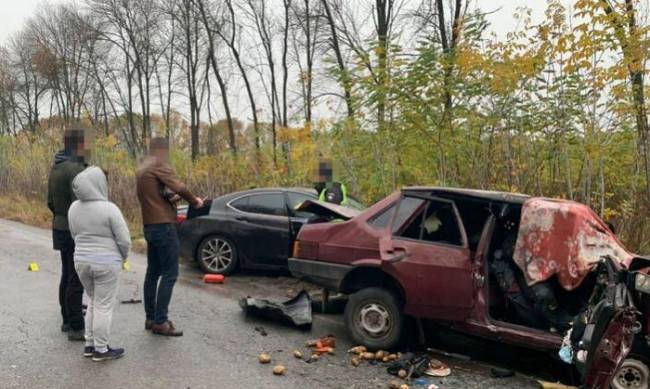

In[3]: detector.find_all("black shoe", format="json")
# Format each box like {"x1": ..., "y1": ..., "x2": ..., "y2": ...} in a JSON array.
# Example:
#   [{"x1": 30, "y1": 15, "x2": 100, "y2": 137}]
[
  {"x1": 61, "y1": 323, "x2": 70, "y2": 332},
  {"x1": 68, "y1": 329, "x2": 85, "y2": 341},
  {"x1": 83, "y1": 346, "x2": 95, "y2": 357},
  {"x1": 92, "y1": 347, "x2": 125, "y2": 362}
]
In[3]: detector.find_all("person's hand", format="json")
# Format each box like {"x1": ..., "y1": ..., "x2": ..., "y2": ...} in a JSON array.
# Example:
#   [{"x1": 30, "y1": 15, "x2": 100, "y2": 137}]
[
  {"x1": 194, "y1": 197, "x2": 205, "y2": 208},
  {"x1": 169, "y1": 194, "x2": 181, "y2": 203}
]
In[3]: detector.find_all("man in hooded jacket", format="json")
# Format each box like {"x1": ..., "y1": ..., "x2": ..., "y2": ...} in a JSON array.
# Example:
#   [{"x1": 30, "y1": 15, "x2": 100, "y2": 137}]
[{"x1": 47, "y1": 128, "x2": 88, "y2": 340}]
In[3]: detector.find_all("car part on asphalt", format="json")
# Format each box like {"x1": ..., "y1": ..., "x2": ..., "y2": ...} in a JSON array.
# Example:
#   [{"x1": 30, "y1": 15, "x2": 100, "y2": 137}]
[
  {"x1": 120, "y1": 298, "x2": 142, "y2": 304},
  {"x1": 490, "y1": 367, "x2": 515, "y2": 378},
  {"x1": 239, "y1": 290, "x2": 312, "y2": 328},
  {"x1": 203, "y1": 273, "x2": 225, "y2": 284},
  {"x1": 197, "y1": 235, "x2": 238, "y2": 275}
]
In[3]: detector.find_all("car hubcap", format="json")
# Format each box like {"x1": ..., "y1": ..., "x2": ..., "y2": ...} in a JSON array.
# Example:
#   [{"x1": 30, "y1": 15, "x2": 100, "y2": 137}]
[
  {"x1": 359, "y1": 303, "x2": 390, "y2": 337},
  {"x1": 201, "y1": 239, "x2": 233, "y2": 272},
  {"x1": 613, "y1": 359, "x2": 649, "y2": 389}
]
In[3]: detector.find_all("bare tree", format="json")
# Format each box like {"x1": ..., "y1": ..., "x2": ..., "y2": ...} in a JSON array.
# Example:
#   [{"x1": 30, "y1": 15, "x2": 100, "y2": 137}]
[
  {"x1": 195, "y1": 0, "x2": 237, "y2": 156},
  {"x1": 245, "y1": 0, "x2": 280, "y2": 164}
]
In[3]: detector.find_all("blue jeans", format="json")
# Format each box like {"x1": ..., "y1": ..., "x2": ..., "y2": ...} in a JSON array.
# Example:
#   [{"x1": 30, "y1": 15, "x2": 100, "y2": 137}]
[{"x1": 143, "y1": 224, "x2": 179, "y2": 324}]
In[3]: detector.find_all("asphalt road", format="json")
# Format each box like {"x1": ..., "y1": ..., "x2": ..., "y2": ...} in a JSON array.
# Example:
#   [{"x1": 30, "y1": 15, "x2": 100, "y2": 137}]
[{"x1": 0, "y1": 219, "x2": 543, "y2": 388}]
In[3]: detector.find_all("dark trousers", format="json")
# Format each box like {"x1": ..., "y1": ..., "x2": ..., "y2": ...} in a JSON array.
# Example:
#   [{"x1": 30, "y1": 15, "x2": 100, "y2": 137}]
[
  {"x1": 53, "y1": 229, "x2": 84, "y2": 330},
  {"x1": 143, "y1": 223, "x2": 180, "y2": 324}
]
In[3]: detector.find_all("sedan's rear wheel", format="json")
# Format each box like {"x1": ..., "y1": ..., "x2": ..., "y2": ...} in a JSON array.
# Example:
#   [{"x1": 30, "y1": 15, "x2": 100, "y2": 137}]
[
  {"x1": 196, "y1": 235, "x2": 238, "y2": 275},
  {"x1": 612, "y1": 358, "x2": 649, "y2": 389},
  {"x1": 344, "y1": 287, "x2": 403, "y2": 350}
]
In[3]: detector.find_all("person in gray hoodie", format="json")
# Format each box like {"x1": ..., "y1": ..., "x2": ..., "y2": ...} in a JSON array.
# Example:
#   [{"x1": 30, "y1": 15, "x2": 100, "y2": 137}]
[{"x1": 68, "y1": 166, "x2": 130, "y2": 362}]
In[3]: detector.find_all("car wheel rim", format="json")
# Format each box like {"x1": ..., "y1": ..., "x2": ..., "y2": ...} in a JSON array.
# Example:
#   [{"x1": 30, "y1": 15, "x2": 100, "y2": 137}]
[
  {"x1": 201, "y1": 239, "x2": 233, "y2": 272},
  {"x1": 613, "y1": 359, "x2": 649, "y2": 389},
  {"x1": 358, "y1": 303, "x2": 391, "y2": 338}
]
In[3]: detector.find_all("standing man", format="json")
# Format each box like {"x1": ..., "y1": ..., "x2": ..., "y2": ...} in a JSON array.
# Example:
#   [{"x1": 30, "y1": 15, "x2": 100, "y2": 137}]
[
  {"x1": 136, "y1": 138, "x2": 203, "y2": 336},
  {"x1": 47, "y1": 127, "x2": 89, "y2": 341},
  {"x1": 315, "y1": 159, "x2": 349, "y2": 206}
]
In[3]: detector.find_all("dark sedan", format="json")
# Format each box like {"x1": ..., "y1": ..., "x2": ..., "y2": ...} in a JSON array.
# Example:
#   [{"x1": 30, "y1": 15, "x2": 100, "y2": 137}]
[{"x1": 177, "y1": 187, "x2": 361, "y2": 275}]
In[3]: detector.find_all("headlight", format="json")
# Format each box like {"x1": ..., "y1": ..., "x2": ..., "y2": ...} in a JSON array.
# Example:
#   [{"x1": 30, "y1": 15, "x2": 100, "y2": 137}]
[{"x1": 634, "y1": 272, "x2": 650, "y2": 294}]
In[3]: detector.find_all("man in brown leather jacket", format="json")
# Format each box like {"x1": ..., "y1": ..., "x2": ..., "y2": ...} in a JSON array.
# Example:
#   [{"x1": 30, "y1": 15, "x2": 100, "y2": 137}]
[{"x1": 136, "y1": 137, "x2": 203, "y2": 336}]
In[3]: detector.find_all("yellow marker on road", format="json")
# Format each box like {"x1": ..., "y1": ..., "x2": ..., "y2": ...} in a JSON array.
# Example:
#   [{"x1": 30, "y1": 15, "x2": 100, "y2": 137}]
[
  {"x1": 122, "y1": 260, "x2": 130, "y2": 271},
  {"x1": 28, "y1": 262, "x2": 39, "y2": 271}
]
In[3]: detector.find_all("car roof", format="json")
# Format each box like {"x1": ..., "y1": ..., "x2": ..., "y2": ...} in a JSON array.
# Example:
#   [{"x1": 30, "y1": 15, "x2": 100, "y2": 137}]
[{"x1": 403, "y1": 186, "x2": 531, "y2": 204}]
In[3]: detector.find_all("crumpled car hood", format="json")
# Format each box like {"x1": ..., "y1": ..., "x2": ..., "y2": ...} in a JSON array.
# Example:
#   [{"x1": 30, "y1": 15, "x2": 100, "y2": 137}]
[
  {"x1": 513, "y1": 198, "x2": 633, "y2": 290},
  {"x1": 296, "y1": 199, "x2": 361, "y2": 220}
]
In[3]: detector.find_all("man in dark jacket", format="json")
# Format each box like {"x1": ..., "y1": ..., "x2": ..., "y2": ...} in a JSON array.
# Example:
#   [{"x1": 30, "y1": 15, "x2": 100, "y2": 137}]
[
  {"x1": 136, "y1": 137, "x2": 203, "y2": 336},
  {"x1": 47, "y1": 127, "x2": 88, "y2": 341}
]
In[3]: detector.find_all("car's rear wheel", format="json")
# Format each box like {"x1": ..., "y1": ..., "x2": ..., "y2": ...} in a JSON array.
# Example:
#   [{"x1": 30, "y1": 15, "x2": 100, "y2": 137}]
[
  {"x1": 196, "y1": 235, "x2": 238, "y2": 275},
  {"x1": 612, "y1": 357, "x2": 649, "y2": 389},
  {"x1": 344, "y1": 287, "x2": 403, "y2": 350}
]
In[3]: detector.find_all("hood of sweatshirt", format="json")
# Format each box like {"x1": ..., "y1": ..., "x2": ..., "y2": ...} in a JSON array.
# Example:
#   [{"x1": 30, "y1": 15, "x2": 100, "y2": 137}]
[{"x1": 72, "y1": 166, "x2": 108, "y2": 201}]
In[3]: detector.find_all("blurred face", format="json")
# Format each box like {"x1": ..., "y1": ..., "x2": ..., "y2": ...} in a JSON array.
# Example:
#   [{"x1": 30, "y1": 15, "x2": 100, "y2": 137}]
[
  {"x1": 64, "y1": 128, "x2": 92, "y2": 160},
  {"x1": 315, "y1": 160, "x2": 333, "y2": 183},
  {"x1": 149, "y1": 138, "x2": 170, "y2": 161}
]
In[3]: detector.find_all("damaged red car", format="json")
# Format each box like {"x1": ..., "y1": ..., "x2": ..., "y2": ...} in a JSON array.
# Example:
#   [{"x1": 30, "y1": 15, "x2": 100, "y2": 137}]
[{"x1": 289, "y1": 187, "x2": 650, "y2": 388}]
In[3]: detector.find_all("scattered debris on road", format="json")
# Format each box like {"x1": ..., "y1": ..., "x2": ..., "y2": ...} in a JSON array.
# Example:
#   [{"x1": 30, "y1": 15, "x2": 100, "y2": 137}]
[
  {"x1": 240, "y1": 290, "x2": 312, "y2": 328},
  {"x1": 272, "y1": 365, "x2": 286, "y2": 375},
  {"x1": 120, "y1": 298, "x2": 142, "y2": 304},
  {"x1": 490, "y1": 367, "x2": 515, "y2": 378},
  {"x1": 254, "y1": 326, "x2": 268, "y2": 336},
  {"x1": 537, "y1": 381, "x2": 577, "y2": 389},
  {"x1": 28, "y1": 262, "x2": 39, "y2": 271},
  {"x1": 293, "y1": 350, "x2": 303, "y2": 359},
  {"x1": 258, "y1": 353, "x2": 271, "y2": 364},
  {"x1": 203, "y1": 274, "x2": 224, "y2": 284}
]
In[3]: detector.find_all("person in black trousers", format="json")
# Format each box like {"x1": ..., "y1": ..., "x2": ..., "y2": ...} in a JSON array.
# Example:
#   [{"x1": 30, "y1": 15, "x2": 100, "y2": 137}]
[{"x1": 47, "y1": 127, "x2": 89, "y2": 341}]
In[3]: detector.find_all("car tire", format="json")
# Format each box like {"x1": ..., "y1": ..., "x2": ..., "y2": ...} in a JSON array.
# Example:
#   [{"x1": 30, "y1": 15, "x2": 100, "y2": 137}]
[
  {"x1": 196, "y1": 235, "x2": 238, "y2": 275},
  {"x1": 611, "y1": 357, "x2": 650, "y2": 389},
  {"x1": 344, "y1": 287, "x2": 403, "y2": 350}
]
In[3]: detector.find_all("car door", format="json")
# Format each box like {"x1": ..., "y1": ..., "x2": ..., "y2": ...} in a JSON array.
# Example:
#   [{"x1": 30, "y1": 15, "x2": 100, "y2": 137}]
[
  {"x1": 577, "y1": 258, "x2": 638, "y2": 388},
  {"x1": 228, "y1": 192, "x2": 291, "y2": 268},
  {"x1": 379, "y1": 193, "x2": 474, "y2": 321}
]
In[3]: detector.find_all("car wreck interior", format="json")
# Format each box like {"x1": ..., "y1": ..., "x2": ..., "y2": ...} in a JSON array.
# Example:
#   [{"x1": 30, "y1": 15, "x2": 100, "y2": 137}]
[{"x1": 484, "y1": 203, "x2": 597, "y2": 334}]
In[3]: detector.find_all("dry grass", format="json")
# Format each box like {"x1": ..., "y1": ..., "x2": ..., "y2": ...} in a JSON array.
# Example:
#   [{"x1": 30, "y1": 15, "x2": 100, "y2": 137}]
[
  {"x1": 0, "y1": 195, "x2": 147, "y2": 253},
  {"x1": 0, "y1": 195, "x2": 52, "y2": 229}
]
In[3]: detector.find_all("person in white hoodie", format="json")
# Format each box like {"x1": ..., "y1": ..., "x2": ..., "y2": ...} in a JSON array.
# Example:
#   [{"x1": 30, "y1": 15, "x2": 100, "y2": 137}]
[{"x1": 68, "y1": 166, "x2": 130, "y2": 362}]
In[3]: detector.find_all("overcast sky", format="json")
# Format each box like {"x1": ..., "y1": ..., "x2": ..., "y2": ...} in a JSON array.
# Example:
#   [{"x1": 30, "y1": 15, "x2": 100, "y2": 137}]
[{"x1": 0, "y1": 0, "x2": 551, "y2": 45}]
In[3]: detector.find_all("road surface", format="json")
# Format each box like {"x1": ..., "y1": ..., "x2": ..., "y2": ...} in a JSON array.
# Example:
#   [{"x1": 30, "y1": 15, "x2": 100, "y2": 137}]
[{"x1": 0, "y1": 219, "x2": 544, "y2": 388}]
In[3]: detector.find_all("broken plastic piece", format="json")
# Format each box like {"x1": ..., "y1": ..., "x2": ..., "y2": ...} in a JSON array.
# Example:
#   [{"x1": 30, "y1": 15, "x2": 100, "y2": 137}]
[
  {"x1": 239, "y1": 290, "x2": 312, "y2": 328},
  {"x1": 28, "y1": 262, "x2": 39, "y2": 271}
]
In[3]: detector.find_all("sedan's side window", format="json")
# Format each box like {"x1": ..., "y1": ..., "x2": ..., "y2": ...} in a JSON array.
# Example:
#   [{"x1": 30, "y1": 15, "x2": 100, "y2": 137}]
[
  {"x1": 394, "y1": 197, "x2": 463, "y2": 246},
  {"x1": 232, "y1": 193, "x2": 287, "y2": 217}
]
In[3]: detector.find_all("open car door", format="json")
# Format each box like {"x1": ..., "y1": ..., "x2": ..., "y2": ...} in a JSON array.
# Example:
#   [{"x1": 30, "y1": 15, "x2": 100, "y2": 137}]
[{"x1": 573, "y1": 257, "x2": 639, "y2": 388}]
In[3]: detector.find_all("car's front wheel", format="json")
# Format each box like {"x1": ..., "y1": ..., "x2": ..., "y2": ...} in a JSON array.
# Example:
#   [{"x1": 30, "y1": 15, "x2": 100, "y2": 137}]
[
  {"x1": 344, "y1": 287, "x2": 403, "y2": 350},
  {"x1": 612, "y1": 357, "x2": 649, "y2": 389},
  {"x1": 196, "y1": 235, "x2": 238, "y2": 275}
]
